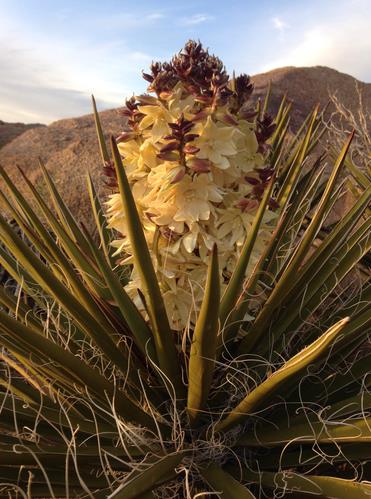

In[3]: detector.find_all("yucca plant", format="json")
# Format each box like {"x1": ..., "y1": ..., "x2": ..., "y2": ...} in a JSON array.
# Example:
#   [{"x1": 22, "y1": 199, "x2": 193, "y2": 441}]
[{"x1": 0, "y1": 41, "x2": 370, "y2": 498}]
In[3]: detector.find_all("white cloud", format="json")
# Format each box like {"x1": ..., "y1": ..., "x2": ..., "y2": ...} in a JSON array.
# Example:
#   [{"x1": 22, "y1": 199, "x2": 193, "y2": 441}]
[
  {"x1": 272, "y1": 17, "x2": 288, "y2": 32},
  {"x1": 85, "y1": 11, "x2": 166, "y2": 30},
  {"x1": 0, "y1": 83, "x2": 96, "y2": 124},
  {"x1": 146, "y1": 13, "x2": 165, "y2": 21},
  {"x1": 261, "y1": 12, "x2": 371, "y2": 82},
  {"x1": 0, "y1": 12, "x2": 151, "y2": 123},
  {"x1": 263, "y1": 27, "x2": 331, "y2": 70},
  {"x1": 180, "y1": 14, "x2": 214, "y2": 26}
]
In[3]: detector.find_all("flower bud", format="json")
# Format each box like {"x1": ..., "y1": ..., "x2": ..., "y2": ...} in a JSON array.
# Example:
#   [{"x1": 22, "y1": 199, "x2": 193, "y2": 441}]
[
  {"x1": 116, "y1": 132, "x2": 136, "y2": 143},
  {"x1": 258, "y1": 167, "x2": 274, "y2": 182},
  {"x1": 184, "y1": 134, "x2": 199, "y2": 143},
  {"x1": 157, "y1": 151, "x2": 179, "y2": 161},
  {"x1": 103, "y1": 166, "x2": 116, "y2": 178},
  {"x1": 239, "y1": 107, "x2": 258, "y2": 120},
  {"x1": 163, "y1": 134, "x2": 176, "y2": 140},
  {"x1": 268, "y1": 198, "x2": 280, "y2": 210},
  {"x1": 222, "y1": 113, "x2": 238, "y2": 126},
  {"x1": 235, "y1": 198, "x2": 259, "y2": 212},
  {"x1": 245, "y1": 176, "x2": 260, "y2": 185},
  {"x1": 120, "y1": 107, "x2": 132, "y2": 117},
  {"x1": 183, "y1": 145, "x2": 200, "y2": 154},
  {"x1": 182, "y1": 122, "x2": 195, "y2": 133},
  {"x1": 160, "y1": 141, "x2": 179, "y2": 153},
  {"x1": 191, "y1": 111, "x2": 209, "y2": 122},
  {"x1": 104, "y1": 179, "x2": 118, "y2": 189},
  {"x1": 159, "y1": 91, "x2": 173, "y2": 100},
  {"x1": 142, "y1": 72, "x2": 154, "y2": 83},
  {"x1": 170, "y1": 167, "x2": 186, "y2": 183},
  {"x1": 137, "y1": 94, "x2": 158, "y2": 105},
  {"x1": 188, "y1": 158, "x2": 212, "y2": 173},
  {"x1": 194, "y1": 94, "x2": 212, "y2": 104}
]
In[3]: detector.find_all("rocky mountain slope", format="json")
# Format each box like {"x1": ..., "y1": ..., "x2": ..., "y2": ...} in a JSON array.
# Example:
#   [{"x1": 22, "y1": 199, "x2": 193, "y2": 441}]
[
  {"x1": 0, "y1": 120, "x2": 44, "y2": 149},
  {"x1": 0, "y1": 66, "x2": 369, "y2": 227},
  {"x1": 251, "y1": 66, "x2": 370, "y2": 130},
  {"x1": 0, "y1": 109, "x2": 123, "y2": 226}
]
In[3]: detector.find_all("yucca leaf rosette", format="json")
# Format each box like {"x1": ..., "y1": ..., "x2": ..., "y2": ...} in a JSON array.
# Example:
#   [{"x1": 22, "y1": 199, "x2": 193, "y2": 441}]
[{"x1": 107, "y1": 41, "x2": 277, "y2": 329}]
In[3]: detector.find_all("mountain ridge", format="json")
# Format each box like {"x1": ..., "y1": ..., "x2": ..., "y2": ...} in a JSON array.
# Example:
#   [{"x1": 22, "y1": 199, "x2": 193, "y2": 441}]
[{"x1": 0, "y1": 120, "x2": 45, "y2": 149}]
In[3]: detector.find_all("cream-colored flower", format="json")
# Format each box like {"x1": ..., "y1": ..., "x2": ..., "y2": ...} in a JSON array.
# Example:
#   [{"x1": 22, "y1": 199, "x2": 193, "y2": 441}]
[
  {"x1": 138, "y1": 104, "x2": 172, "y2": 142},
  {"x1": 194, "y1": 116, "x2": 242, "y2": 170},
  {"x1": 172, "y1": 174, "x2": 223, "y2": 224},
  {"x1": 237, "y1": 121, "x2": 259, "y2": 154},
  {"x1": 167, "y1": 83, "x2": 195, "y2": 119},
  {"x1": 118, "y1": 138, "x2": 158, "y2": 180}
]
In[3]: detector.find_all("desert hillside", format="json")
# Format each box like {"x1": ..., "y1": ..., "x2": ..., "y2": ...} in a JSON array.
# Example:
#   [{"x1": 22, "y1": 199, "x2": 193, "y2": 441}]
[
  {"x1": 0, "y1": 109, "x2": 123, "y2": 225},
  {"x1": 0, "y1": 66, "x2": 369, "y2": 227},
  {"x1": 251, "y1": 65, "x2": 370, "y2": 130},
  {"x1": 0, "y1": 120, "x2": 44, "y2": 149}
]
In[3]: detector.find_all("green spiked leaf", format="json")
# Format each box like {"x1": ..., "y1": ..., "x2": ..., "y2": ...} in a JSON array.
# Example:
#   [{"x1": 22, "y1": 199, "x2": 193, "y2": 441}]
[
  {"x1": 277, "y1": 105, "x2": 319, "y2": 205},
  {"x1": 15, "y1": 166, "x2": 113, "y2": 300},
  {"x1": 86, "y1": 172, "x2": 116, "y2": 266},
  {"x1": 274, "y1": 217, "x2": 371, "y2": 344},
  {"x1": 238, "y1": 132, "x2": 354, "y2": 354},
  {"x1": 0, "y1": 310, "x2": 158, "y2": 431},
  {"x1": 81, "y1": 224, "x2": 157, "y2": 362},
  {"x1": 92, "y1": 94, "x2": 110, "y2": 165},
  {"x1": 0, "y1": 213, "x2": 134, "y2": 381},
  {"x1": 38, "y1": 159, "x2": 93, "y2": 257},
  {"x1": 215, "y1": 318, "x2": 349, "y2": 432},
  {"x1": 187, "y1": 244, "x2": 220, "y2": 424},
  {"x1": 201, "y1": 464, "x2": 256, "y2": 498},
  {"x1": 110, "y1": 136, "x2": 184, "y2": 396},
  {"x1": 218, "y1": 175, "x2": 275, "y2": 342},
  {"x1": 108, "y1": 452, "x2": 186, "y2": 499},
  {"x1": 234, "y1": 469, "x2": 371, "y2": 498}
]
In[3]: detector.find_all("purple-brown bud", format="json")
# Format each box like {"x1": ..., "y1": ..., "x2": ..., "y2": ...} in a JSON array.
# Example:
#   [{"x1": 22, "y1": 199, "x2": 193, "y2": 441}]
[
  {"x1": 258, "y1": 167, "x2": 274, "y2": 182},
  {"x1": 182, "y1": 122, "x2": 195, "y2": 133},
  {"x1": 105, "y1": 180, "x2": 119, "y2": 188},
  {"x1": 120, "y1": 107, "x2": 132, "y2": 117},
  {"x1": 159, "y1": 91, "x2": 173, "y2": 100},
  {"x1": 184, "y1": 134, "x2": 199, "y2": 143},
  {"x1": 116, "y1": 132, "x2": 136, "y2": 143},
  {"x1": 268, "y1": 198, "x2": 280, "y2": 210},
  {"x1": 160, "y1": 141, "x2": 179, "y2": 153},
  {"x1": 222, "y1": 113, "x2": 238, "y2": 126},
  {"x1": 142, "y1": 72, "x2": 154, "y2": 83},
  {"x1": 188, "y1": 158, "x2": 212, "y2": 173},
  {"x1": 245, "y1": 176, "x2": 260, "y2": 186},
  {"x1": 192, "y1": 111, "x2": 209, "y2": 122},
  {"x1": 103, "y1": 166, "x2": 116, "y2": 178},
  {"x1": 239, "y1": 107, "x2": 258, "y2": 120},
  {"x1": 236, "y1": 198, "x2": 259, "y2": 212},
  {"x1": 157, "y1": 151, "x2": 179, "y2": 161},
  {"x1": 137, "y1": 94, "x2": 158, "y2": 105},
  {"x1": 183, "y1": 145, "x2": 200, "y2": 154},
  {"x1": 194, "y1": 95, "x2": 213, "y2": 104},
  {"x1": 170, "y1": 167, "x2": 186, "y2": 183}
]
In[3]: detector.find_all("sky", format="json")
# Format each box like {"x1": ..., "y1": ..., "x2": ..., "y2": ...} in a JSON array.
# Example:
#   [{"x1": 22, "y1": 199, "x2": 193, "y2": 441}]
[{"x1": 1, "y1": 0, "x2": 370, "y2": 124}]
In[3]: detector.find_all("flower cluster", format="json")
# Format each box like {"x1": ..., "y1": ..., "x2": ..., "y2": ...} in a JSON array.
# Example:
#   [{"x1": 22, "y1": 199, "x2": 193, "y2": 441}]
[{"x1": 106, "y1": 41, "x2": 277, "y2": 330}]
